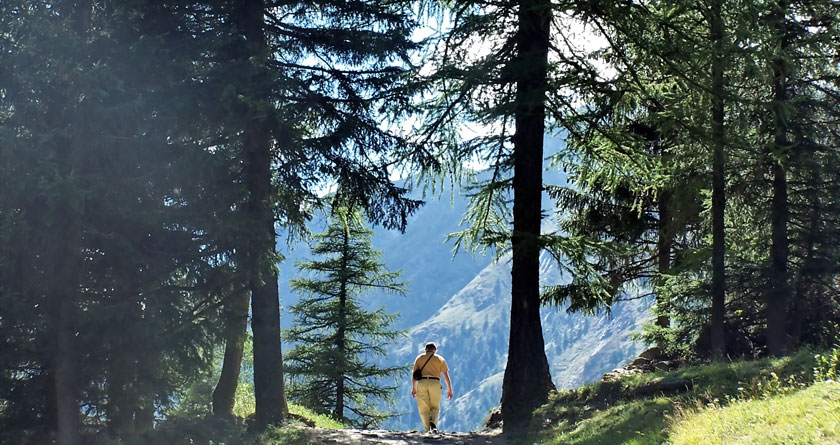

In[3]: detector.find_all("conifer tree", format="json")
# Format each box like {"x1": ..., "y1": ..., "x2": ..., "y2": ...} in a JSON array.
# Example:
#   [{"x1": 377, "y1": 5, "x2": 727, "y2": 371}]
[
  {"x1": 545, "y1": 0, "x2": 840, "y2": 359},
  {"x1": 416, "y1": 0, "x2": 563, "y2": 429},
  {"x1": 286, "y1": 207, "x2": 406, "y2": 428},
  {"x1": 0, "y1": 1, "x2": 236, "y2": 441},
  {"x1": 194, "y1": 0, "x2": 425, "y2": 427},
  {"x1": 543, "y1": 0, "x2": 741, "y2": 358}
]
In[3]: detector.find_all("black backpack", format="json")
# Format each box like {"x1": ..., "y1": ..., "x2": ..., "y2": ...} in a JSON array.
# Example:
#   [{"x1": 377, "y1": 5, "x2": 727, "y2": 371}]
[{"x1": 412, "y1": 353, "x2": 435, "y2": 380}]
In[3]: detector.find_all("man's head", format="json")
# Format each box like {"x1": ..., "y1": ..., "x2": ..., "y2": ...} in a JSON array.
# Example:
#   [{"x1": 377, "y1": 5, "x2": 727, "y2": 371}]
[{"x1": 425, "y1": 342, "x2": 437, "y2": 352}]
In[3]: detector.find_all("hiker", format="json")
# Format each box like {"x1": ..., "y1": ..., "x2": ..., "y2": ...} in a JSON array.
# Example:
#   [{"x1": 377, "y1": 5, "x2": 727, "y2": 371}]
[{"x1": 411, "y1": 341, "x2": 453, "y2": 433}]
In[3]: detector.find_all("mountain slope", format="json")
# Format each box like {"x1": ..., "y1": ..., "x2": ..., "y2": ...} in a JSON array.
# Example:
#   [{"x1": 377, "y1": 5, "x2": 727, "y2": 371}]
[{"x1": 384, "y1": 251, "x2": 650, "y2": 432}]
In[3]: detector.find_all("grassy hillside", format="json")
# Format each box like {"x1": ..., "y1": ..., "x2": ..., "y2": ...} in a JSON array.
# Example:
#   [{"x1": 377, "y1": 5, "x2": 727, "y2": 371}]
[
  {"x1": 670, "y1": 381, "x2": 840, "y2": 444},
  {"x1": 529, "y1": 347, "x2": 840, "y2": 445}
]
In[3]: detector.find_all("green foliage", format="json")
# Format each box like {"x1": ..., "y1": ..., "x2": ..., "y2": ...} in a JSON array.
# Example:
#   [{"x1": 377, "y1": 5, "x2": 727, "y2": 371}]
[
  {"x1": 0, "y1": 1, "x2": 231, "y2": 440},
  {"x1": 2, "y1": 0, "x2": 427, "y2": 438},
  {"x1": 285, "y1": 206, "x2": 407, "y2": 428},
  {"x1": 548, "y1": 0, "x2": 840, "y2": 358},
  {"x1": 813, "y1": 343, "x2": 840, "y2": 382}
]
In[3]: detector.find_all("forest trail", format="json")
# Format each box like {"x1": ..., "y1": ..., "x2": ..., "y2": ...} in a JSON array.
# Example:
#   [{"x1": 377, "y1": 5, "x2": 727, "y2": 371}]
[{"x1": 300, "y1": 427, "x2": 513, "y2": 445}]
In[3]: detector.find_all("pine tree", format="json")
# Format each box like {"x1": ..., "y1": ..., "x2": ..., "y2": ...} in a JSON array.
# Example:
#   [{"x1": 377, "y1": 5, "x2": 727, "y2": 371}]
[
  {"x1": 194, "y1": 0, "x2": 426, "y2": 427},
  {"x1": 0, "y1": 1, "x2": 235, "y2": 441},
  {"x1": 416, "y1": 0, "x2": 561, "y2": 429},
  {"x1": 545, "y1": 0, "x2": 840, "y2": 359},
  {"x1": 286, "y1": 207, "x2": 406, "y2": 428}
]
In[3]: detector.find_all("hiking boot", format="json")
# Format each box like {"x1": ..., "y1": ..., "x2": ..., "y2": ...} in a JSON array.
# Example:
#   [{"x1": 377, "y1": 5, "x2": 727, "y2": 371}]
[{"x1": 429, "y1": 422, "x2": 438, "y2": 434}]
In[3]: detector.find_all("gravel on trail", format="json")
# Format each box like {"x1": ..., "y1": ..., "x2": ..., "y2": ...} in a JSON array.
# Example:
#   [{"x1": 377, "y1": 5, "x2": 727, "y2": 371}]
[{"x1": 300, "y1": 428, "x2": 515, "y2": 445}]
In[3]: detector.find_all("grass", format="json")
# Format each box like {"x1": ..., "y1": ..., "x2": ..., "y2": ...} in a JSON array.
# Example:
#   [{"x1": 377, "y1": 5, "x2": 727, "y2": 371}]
[
  {"x1": 670, "y1": 381, "x2": 840, "y2": 444},
  {"x1": 532, "y1": 347, "x2": 840, "y2": 445},
  {"x1": 534, "y1": 396, "x2": 671, "y2": 445},
  {"x1": 233, "y1": 381, "x2": 346, "y2": 429},
  {"x1": 288, "y1": 403, "x2": 347, "y2": 429}
]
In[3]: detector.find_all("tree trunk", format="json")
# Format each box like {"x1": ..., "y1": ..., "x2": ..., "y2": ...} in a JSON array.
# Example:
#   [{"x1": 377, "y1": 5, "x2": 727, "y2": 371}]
[
  {"x1": 51, "y1": 4, "x2": 91, "y2": 442},
  {"x1": 238, "y1": 0, "x2": 287, "y2": 427},
  {"x1": 500, "y1": 0, "x2": 555, "y2": 431},
  {"x1": 212, "y1": 290, "x2": 251, "y2": 417},
  {"x1": 334, "y1": 228, "x2": 349, "y2": 420},
  {"x1": 53, "y1": 289, "x2": 80, "y2": 445},
  {"x1": 132, "y1": 346, "x2": 158, "y2": 436},
  {"x1": 106, "y1": 353, "x2": 132, "y2": 437},
  {"x1": 251, "y1": 266, "x2": 287, "y2": 427},
  {"x1": 133, "y1": 402, "x2": 155, "y2": 436},
  {"x1": 790, "y1": 202, "x2": 820, "y2": 347},
  {"x1": 765, "y1": 0, "x2": 791, "y2": 356},
  {"x1": 656, "y1": 190, "x2": 672, "y2": 329},
  {"x1": 709, "y1": 0, "x2": 727, "y2": 361},
  {"x1": 51, "y1": 127, "x2": 81, "y2": 445}
]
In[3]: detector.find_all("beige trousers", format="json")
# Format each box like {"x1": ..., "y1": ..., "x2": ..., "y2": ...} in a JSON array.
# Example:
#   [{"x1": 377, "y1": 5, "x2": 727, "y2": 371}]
[{"x1": 415, "y1": 378, "x2": 442, "y2": 431}]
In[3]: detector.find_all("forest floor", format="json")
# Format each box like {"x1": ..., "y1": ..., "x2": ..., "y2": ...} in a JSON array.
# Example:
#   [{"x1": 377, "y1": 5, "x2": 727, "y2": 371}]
[{"x1": 297, "y1": 427, "x2": 513, "y2": 444}]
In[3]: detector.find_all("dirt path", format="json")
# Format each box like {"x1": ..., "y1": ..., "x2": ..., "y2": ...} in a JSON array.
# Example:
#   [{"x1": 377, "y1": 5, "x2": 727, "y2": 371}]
[{"x1": 300, "y1": 428, "x2": 515, "y2": 445}]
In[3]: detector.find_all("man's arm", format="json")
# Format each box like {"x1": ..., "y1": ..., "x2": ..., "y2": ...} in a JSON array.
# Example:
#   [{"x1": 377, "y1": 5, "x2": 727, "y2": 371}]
[
  {"x1": 443, "y1": 371, "x2": 453, "y2": 399},
  {"x1": 411, "y1": 359, "x2": 418, "y2": 398}
]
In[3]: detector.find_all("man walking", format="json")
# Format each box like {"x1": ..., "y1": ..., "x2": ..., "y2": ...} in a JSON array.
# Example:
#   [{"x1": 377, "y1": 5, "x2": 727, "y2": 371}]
[{"x1": 411, "y1": 342, "x2": 453, "y2": 433}]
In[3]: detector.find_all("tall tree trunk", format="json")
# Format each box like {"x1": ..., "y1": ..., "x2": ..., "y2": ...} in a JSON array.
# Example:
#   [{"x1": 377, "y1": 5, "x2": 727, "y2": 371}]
[
  {"x1": 656, "y1": 190, "x2": 672, "y2": 330},
  {"x1": 790, "y1": 201, "x2": 820, "y2": 347},
  {"x1": 766, "y1": 0, "x2": 791, "y2": 356},
  {"x1": 133, "y1": 403, "x2": 154, "y2": 436},
  {"x1": 106, "y1": 352, "x2": 131, "y2": 437},
  {"x1": 334, "y1": 229, "x2": 349, "y2": 419},
  {"x1": 500, "y1": 0, "x2": 555, "y2": 431},
  {"x1": 51, "y1": 3, "x2": 91, "y2": 442},
  {"x1": 212, "y1": 290, "x2": 251, "y2": 417},
  {"x1": 51, "y1": 112, "x2": 81, "y2": 445},
  {"x1": 132, "y1": 344, "x2": 158, "y2": 436},
  {"x1": 250, "y1": 262, "x2": 287, "y2": 427},
  {"x1": 237, "y1": 0, "x2": 287, "y2": 427},
  {"x1": 709, "y1": 0, "x2": 728, "y2": 361},
  {"x1": 53, "y1": 286, "x2": 80, "y2": 445}
]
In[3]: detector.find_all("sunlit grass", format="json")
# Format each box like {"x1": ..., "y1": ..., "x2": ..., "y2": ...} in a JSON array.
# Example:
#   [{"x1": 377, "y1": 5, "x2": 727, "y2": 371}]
[
  {"x1": 288, "y1": 404, "x2": 347, "y2": 429},
  {"x1": 232, "y1": 382, "x2": 346, "y2": 430},
  {"x1": 534, "y1": 348, "x2": 831, "y2": 445},
  {"x1": 537, "y1": 397, "x2": 671, "y2": 445},
  {"x1": 669, "y1": 381, "x2": 840, "y2": 445}
]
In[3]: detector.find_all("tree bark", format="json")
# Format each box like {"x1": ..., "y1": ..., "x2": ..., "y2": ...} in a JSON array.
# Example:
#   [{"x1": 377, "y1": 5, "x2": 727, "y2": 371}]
[
  {"x1": 656, "y1": 190, "x2": 672, "y2": 329},
  {"x1": 212, "y1": 290, "x2": 251, "y2": 417},
  {"x1": 53, "y1": 287, "x2": 80, "y2": 445},
  {"x1": 106, "y1": 353, "x2": 131, "y2": 437},
  {"x1": 334, "y1": 227, "x2": 349, "y2": 420},
  {"x1": 789, "y1": 200, "x2": 820, "y2": 347},
  {"x1": 500, "y1": 0, "x2": 555, "y2": 431},
  {"x1": 251, "y1": 266, "x2": 287, "y2": 427},
  {"x1": 766, "y1": 0, "x2": 791, "y2": 356},
  {"x1": 709, "y1": 0, "x2": 727, "y2": 361},
  {"x1": 51, "y1": 3, "x2": 92, "y2": 442},
  {"x1": 237, "y1": 0, "x2": 287, "y2": 427}
]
